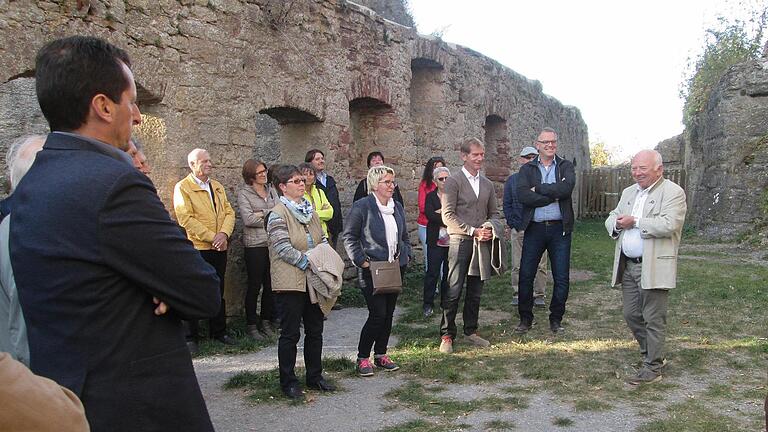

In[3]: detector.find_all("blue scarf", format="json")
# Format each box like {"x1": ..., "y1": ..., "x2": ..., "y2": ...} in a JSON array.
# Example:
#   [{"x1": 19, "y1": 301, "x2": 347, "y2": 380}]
[{"x1": 280, "y1": 196, "x2": 314, "y2": 224}]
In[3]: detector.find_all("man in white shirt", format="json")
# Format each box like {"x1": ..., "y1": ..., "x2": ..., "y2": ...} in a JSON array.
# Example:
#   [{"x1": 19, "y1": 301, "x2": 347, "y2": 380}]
[
  {"x1": 605, "y1": 149, "x2": 686, "y2": 385},
  {"x1": 439, "y1": 138, "x2": 499, "y2": 353}
]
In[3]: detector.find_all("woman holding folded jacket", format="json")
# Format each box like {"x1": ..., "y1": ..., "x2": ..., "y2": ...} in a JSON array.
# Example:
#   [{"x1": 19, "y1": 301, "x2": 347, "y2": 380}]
[
  {"x1": 266, "y1": 165, "x2": 334, "y2": 399},
  {"x1": 343, "y1": 165, "x2": 411, "y2": 378}
]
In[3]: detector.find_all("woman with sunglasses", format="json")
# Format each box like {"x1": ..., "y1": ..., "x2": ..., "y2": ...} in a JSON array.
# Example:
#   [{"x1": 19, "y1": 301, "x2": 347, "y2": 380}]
[
  {"x1": 343, "y1": 165, "x2": 411, "y2": 377},
  {"x1": 422, "y1": 166, "x2": 451, "y2": 318},
  {"x1": 237, "y1": 159, "x2": 279, "y2": 341},
  {"x1": 417, "y1": 157, "x2": 446, "y2": 269},
  {"x1": 266, "y1": 165, "x2": 334, "y2": 399}
]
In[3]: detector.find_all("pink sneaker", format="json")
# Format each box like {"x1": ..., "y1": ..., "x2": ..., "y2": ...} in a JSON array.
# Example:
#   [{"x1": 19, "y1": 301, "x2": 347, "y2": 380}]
[
  {"x1": 356, "y1": 358, "x2": 374, "y2": 377},
  {"x1": 374, "y1": 355, "x2": 400, "y2": 371}
]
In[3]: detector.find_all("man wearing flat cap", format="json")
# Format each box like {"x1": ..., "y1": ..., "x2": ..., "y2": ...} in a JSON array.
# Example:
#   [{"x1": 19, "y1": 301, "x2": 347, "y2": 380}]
[{"x1": 503, "y1": 146, "x2": 549, "y2": 309}]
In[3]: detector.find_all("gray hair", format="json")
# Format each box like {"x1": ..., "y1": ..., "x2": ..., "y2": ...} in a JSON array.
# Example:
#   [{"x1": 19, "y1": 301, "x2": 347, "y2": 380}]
[
  {"x1": 633, "y1": 149, "x2": 663, "y2": 169},
  {"x1": 7, "y1": 135, "x2": 46, "y2": 191},
  {"x1": 366, "y1": 165, "x2": 396, "y2": 192},
  {"x1": 187, "y1": 148, "x2": 208, "y2": 166},
  {"x1": 433, "y1": 166, "x2": 450, "y2": 178}
]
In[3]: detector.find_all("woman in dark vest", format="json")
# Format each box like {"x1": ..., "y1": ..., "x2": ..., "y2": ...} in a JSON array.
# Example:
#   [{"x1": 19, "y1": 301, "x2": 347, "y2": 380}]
[{"x1": 266, "y1": 165, "x2": 334, "y2": 399}]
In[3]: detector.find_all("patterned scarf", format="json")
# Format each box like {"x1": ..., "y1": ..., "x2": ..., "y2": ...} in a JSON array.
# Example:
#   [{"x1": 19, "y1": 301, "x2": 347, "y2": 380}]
[{"x1": 280, "y1": 196, "x2": 314, "y2": 224}]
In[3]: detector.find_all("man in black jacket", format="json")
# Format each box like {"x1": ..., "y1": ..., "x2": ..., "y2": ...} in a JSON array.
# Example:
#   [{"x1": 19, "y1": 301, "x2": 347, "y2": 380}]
[
  {"x1": 8, "y1": 36, "x2": 220, "y2": 431},
  {"x1": 514, "y1": 128, "x2": 575, "y2": 335},
  {"x1": 307, "y1": 149, "x2": 343, "y2": 248}
]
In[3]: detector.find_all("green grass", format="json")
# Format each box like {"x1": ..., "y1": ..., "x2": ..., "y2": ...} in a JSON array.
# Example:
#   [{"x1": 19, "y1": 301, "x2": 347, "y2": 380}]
[
  {"x1": 219, "y1": 220, "x2": 767, "y2": 431},
  {"x1": 193, "y1": 316, "x2": 275, "y2": 357},
  {"x1": 552, "y1": 416, "x2": 575, "y2": 427},
  {"x1": 223, "y1": 356, "x2": 351, "y2": 403},
  {"x1": 385, "y1": 219, "x2": 767, "y2": 429},
  {"x1": 484, "y1": 419, "x2": 516, "y2": 430}
]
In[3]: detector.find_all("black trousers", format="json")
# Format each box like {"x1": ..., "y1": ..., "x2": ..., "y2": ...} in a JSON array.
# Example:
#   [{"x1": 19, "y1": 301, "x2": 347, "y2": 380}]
[
  {"x1": 440, "y1": 237, "x2": 483, "y2": 339},
  {"x1": 275, "y1": 291, "x2": 324, "y2": 390},
  {"x1": 423, "y1": 244, "x2": 449, "y2": 307},
  {"x1": 244, "y1": 247, "x2": 274, "y2": 324},
  {"x1": 357, "y1": 267, "x2": 400, "y2": 359},
  {"x1": 185, "y1": 249, "x2": 227, "y2": 340}
]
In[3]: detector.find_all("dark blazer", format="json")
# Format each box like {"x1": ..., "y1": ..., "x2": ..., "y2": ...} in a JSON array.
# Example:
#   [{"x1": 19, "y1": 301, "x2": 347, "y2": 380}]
[
  {"x1": 316, "y1": 173, "x2": 343, "y2": 237},
  {"x1": 343, "y1": 194, "x2": 411, "y2": 267},
  {"x1": 424, "y1": 189, "x2": 446, "y2": 247},
  {"x1": 502, "y1": 173, "x2": 524, "y2": 231},
  {"x1": 516, "y1": 154, "x2": 576, "y2": 233},
  {"x1": 353, "y1": 178, "x2": 404, "y2": 207},
  {"x1": 9, "y1": 133, "x2": 220, "y2": 432}
]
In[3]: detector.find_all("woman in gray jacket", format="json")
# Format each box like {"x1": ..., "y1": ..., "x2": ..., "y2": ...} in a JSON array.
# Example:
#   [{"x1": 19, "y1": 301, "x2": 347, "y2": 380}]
[{"x1": 237, "y1": 159, "x2": 279, "y2": 340}]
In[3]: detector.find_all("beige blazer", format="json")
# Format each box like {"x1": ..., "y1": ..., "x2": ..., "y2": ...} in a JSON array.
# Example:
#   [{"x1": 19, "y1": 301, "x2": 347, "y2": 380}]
[
  {"x1": 441, "y1": 168, "x2": 499, "y2": 237},
  {"x1": 605, "y1": 178, "x2": 687, "y2": 289}
]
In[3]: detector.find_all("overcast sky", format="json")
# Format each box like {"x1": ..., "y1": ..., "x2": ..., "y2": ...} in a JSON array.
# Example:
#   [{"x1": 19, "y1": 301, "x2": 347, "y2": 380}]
[{"x1": 408, "y1": 0, "x2": 761, "y2": 160}]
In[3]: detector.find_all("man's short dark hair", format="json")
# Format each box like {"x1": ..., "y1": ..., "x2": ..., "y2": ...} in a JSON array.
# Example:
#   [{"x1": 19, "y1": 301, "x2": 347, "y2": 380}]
[
  {"x1": 366, "y1": 151, "x2": 384, "y2": 168},
  {"x1": 304, "y1": 149, "x2": 324, "y2": 163},
  {"x1": 272, "y1": 165, "x2": 302, "y2": 196},
  {"x1": 35, "y1": 36, "x2": 132, "y2": 132}
]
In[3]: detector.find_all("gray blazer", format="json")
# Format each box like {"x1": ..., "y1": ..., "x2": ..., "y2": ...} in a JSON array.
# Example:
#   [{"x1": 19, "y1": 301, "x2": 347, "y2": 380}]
[{"x1": 441, "y1": 168, "x2": 499, "y2": 237}]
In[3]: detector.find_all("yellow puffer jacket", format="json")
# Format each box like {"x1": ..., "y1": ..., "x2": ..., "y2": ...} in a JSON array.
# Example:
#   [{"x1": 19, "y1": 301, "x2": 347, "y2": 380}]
[{"x1": 173, "y1": 173, "x2": 235, "y2": 250}]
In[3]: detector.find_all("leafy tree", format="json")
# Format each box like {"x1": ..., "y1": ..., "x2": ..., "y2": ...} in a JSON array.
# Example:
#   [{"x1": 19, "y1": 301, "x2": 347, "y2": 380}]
[
  {"x1": 589, "y1": 141, "x2": 614, "y2": 167},
  {"x1": 680, "y1": 2, "x2": 768, "y2": 128}
]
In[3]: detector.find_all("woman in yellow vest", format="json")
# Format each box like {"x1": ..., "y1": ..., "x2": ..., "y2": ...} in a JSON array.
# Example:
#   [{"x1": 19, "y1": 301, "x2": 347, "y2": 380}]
[{"x1": 298, "y1": 162, "x2": 333, "y2": 238}]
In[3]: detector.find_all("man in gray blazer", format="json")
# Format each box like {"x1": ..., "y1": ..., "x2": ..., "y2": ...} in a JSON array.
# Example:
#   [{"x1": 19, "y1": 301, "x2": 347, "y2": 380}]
[
  {"x1": 439, "y1": 137, "x2": 499, "y2": 353},
  {"x1": 605, "y1": 149, "x2": 686, "y2": 385}
]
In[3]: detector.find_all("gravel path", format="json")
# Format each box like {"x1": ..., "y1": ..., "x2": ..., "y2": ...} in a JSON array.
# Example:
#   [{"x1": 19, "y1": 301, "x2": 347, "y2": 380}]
[{"x1": 193, "y1": 307, "x2": 652, "y2": 432}]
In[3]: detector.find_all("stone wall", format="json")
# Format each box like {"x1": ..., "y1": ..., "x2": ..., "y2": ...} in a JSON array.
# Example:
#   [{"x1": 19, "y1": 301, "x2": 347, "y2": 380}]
[
  {"x1": 683, "y1": 56, "x2": 768, "y2": 238},
  {"x1": 0, "y1": 0, "x2": 589, "y2": 313}
]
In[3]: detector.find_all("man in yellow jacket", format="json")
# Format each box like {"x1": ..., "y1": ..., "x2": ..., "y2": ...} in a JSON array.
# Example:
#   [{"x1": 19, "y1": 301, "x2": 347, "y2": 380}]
[{"x1": 174, "y1": 148, "x2": 236, "y2": 352}]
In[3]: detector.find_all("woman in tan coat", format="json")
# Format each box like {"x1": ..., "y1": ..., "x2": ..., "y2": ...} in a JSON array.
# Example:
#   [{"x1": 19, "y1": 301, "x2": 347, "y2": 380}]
[{"x1": 266, "y1": 165, "x2": 335, "y2": 400}]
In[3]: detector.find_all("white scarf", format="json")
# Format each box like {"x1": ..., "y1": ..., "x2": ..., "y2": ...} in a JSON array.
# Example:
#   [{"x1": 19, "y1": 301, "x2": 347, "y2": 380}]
[{"x1": 375, "y1": 196, "x2": 398, "y2": 262}]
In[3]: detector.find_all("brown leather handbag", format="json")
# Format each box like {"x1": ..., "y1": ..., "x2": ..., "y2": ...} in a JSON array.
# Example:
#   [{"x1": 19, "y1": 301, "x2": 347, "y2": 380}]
[{"x1": 369, "y1": 259, "x2": 402, "y2": 295}]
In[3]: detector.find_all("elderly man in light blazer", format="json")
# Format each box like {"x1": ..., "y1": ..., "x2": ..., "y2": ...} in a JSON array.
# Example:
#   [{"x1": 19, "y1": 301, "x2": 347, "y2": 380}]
[
  {"x1": 439, "y1": 137, "x2": 499, "y2": 354},
  {"x1": 605, "y1": 149, "x2": 686, "y2": 385}
]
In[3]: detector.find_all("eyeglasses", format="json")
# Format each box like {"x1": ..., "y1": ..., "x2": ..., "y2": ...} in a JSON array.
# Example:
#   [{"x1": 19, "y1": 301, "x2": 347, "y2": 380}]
[
  {"x1": 537, "y1": 140, "x2": 557, "y2": 146},
  {"x1": 436, "y1": 177, "x2": 448, "y2": 182},
  {"x1": 523, "y1": 155, "x2": 536, "y2": 160},
  {"x1": 378, "y1": 180, "x2": 397, "y2": 187},
  {"x1": 287, "y1": 178, "x2": 306, "y2": 185},
  {"x1": 255, "y1": 169, "x2": 267, "y2": 176}
]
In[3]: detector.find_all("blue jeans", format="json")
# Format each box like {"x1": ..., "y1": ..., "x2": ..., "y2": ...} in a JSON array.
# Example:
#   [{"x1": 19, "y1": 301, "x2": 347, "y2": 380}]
[
  {"x1": 518, "y1": 221, "x2": 571, "y2": 324},
  {"x1": 418, "y1": 224, "x2": 428, "y2": 268}
]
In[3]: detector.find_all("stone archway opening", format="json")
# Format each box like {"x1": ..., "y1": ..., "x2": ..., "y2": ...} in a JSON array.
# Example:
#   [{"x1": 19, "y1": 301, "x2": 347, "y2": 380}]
[
  {"x1": 255, "y1": 106, "x2": 322, "y2": 166},
  {"x1": 348, "y1": 97, "x2": 397, "y2": 180},
  {"x1": 483, "y1": 114, "x2": 511, "y2": 182},
  {"x1": 410, "y1": 57, "x2": 444, "y2": 159}
]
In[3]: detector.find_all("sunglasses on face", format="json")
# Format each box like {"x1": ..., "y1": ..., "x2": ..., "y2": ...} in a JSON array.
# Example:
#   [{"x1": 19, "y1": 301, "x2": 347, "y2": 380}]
[
  {"x1": 523, "y1": 155, "x2": 536, "y2": 160},
  {"x1": 287, "y1": 178, "x2": 306, "y2": 185},
  {"x1": 436, "y1": 177, "x2": 448, "y2": 182}
]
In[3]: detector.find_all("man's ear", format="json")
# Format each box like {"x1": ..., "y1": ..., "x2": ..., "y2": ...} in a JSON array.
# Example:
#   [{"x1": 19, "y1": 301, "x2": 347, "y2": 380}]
[{"x1": 89, "y1": 93, "x2": 115, "y2": 124}]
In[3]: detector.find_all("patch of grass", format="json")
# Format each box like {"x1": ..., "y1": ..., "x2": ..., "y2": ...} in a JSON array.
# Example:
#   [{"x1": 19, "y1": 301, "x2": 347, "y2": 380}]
[
  {"x1": 484, "y1": 419, "x2": 516, "y2": 430},
  {"x1": 194, "y1": 317, "x2": 275, "y2": 357},
  {"x1": 552, "y1": 416, "x2": 575, "y2": 427},
  {"x1": 337, "y1": 281, "x2": 366, "y2": 307},
  {"x1": 385, "y1": 381, "x2": 528, "y2": 417},
  {"x1": 224, "y1": 356, "x2": 350, "y2": 403},
  {"x1": 224, "y1": 369, "x2": 284, "y2": 403},
  {"x1": 378, "y1": 419, "x2": 443, "y2": 432},
  {"x1": 636, "y1": 400, "x2": 744, "y2": 431},
  {"x1": 573, "y1": 398, "x2": 613, "y2": 412}
]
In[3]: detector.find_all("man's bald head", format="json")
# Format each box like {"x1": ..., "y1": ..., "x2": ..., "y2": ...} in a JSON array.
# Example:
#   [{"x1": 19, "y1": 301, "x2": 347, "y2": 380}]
[
  {"x1": 7, "y1": 135, "x2": 46, "y2": 191},
  {"x1": 631, "y1": 150, "x2": 663, "y2": 189}
]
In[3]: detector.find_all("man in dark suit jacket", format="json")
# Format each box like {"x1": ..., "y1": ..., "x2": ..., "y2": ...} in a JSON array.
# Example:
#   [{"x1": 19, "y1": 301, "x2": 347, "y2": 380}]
[
  {"x1": 439, "y1": 138, "x2": 499, "y2": 354},
  {"x1": 8, "y1": 36, "x2": 220, "y2": 432},
  {"x1": 307, "y1": 149, "x2": 343, "y2": 248}
]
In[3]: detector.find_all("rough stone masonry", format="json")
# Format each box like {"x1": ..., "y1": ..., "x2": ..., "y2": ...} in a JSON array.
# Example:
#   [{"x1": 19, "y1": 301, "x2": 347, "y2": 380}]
[{"x1": 0, "y1": 0, "x2": 589, "y2": 313}]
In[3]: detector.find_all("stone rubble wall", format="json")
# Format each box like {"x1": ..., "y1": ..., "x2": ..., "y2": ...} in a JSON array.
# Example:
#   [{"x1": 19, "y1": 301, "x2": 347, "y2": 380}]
[{"x1": 0, "y1": 0, "x2": 589, "y2": 313}]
